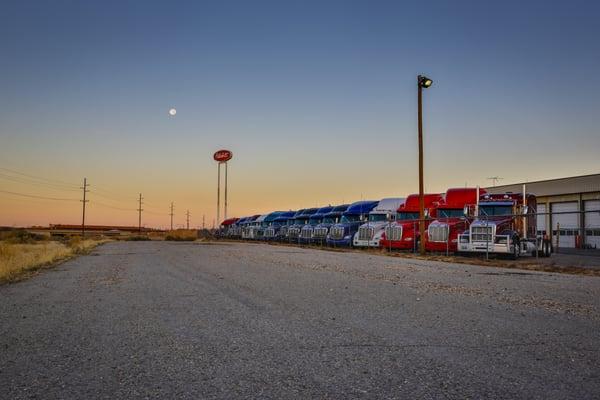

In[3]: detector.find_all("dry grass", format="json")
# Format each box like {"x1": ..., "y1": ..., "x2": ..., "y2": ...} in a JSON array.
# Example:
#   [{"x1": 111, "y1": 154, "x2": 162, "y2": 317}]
[
  {"x1": 0, "y1": 238, "x2": 106, "y2": 284},
  {"x1": 164, "y1": 229, "x2": 198, "y2": 241}
]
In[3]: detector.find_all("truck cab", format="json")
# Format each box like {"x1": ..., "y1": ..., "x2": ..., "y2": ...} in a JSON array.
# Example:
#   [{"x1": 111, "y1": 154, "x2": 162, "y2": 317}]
[
  {"x1": 278, "y1": 209, "x2": 304, "y2": 241},
  {"x1": 247, "y1": 214, "x2": 268, "y2": 240},
  {"x1": 326, "y1": 201, "x2": 379, "y2": 247},
  {"x1": 380, "y1": 194, "x2": 443, "y2": 251},
  {"x1": 299, "y1": 206, "x2": 334, "y2": 244},
  {"x1": 312, "y1": 204, "x2": 349, "y2": 245},
  {"x1": 425, "y1": 188, "x2": 484, "y2": 254},
  {"x1": 241, "y1": 215, "x2": 260, "y2": 239},
  {"x1": 458, "y1": 192, "x2": 551, "y2": 258},
  {"x1": 287, "y1": 208, "x2": 319, "y2": 243},
  {"x1": 218, "y1": 218, "x2": 239, "y2": 237},
  {"x1": 254, "y1": 211, "x2": 286, "y2": 240},
  {"x1": 230, "y1": 217, "x2": 248, "y2": 238},
  {"x1": 264, "y1": 211, "x2": 296, "y2": 241},
  {"x1": 353, "y1": 197, "x2": 405, "y2": 248}
]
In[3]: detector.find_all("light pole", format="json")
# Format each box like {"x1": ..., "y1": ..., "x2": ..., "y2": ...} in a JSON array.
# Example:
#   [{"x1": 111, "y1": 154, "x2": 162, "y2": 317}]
[{"x1": 417, "y1": 74, "x2": 433, "y2": 255}]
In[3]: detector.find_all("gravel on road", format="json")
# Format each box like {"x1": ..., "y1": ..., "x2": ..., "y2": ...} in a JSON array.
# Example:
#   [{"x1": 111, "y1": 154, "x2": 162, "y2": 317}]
[{"x1": 1, "y1": 241, "x2": 599, "y2": 399}]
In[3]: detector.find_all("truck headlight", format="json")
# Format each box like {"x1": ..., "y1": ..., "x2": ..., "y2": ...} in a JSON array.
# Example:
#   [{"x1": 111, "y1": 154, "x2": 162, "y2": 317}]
[
  {"x1": 404, "y1": 237, "x2": 412, "y2": 241},
  {"x1": 344, "y1": 235, "x2": 351, "y2": 240}
]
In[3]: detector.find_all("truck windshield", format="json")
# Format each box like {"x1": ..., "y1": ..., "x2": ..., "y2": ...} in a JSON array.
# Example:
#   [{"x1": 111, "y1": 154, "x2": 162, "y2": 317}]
[
  {"x1": 341, "y1": 215, "x2": 361, "y2": 223},
  {"x1": 479, "y1": 205, "x2": 513, "y2": 216},
  {"x1": 397, "y1": 212, "x2": 419, "y2": 220},
  {"x1": 437, "y1": 209, "x2": 464, "y2": 218},
  {"x1": 322, "y1": 217, "x2": 336, "y2": 224},
  {"x1": 368, "y1": 214, "x2": 388, "y2": 222},
  {"x1": 309, "y1": 218, "x2": 321, "y2": 225},
  {"x1": 295, "y1": 218, "x2": 309, "y2": 225}
]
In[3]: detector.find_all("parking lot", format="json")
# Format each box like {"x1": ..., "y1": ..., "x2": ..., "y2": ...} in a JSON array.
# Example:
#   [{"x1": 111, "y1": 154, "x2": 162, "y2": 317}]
[{"x1": 1, "y1": 241, "x2": 599, "y2": 399}]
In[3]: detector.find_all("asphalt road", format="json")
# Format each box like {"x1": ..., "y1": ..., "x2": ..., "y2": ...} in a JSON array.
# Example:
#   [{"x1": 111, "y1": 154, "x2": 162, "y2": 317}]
[{"x1": 1, "y1": 241, "x2": 599, "y2": 399}]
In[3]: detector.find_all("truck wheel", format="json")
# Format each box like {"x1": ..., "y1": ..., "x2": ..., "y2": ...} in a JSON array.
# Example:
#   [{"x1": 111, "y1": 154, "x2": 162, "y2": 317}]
[
  {"x1": 511, "y1": 244, "x2": 520, "y2": 260},
  {"x1": 544, "y1": 241, "x2": 551, "y2": 257}
]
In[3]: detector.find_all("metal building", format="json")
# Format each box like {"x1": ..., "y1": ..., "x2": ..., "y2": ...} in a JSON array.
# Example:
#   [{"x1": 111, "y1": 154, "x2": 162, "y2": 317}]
[{"x1": 486, "y1": 173, "x2": 600, "y2": 249}]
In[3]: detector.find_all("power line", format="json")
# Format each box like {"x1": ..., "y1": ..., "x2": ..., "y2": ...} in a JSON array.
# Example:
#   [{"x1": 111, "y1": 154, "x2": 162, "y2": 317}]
[
  {"x1": 0, "y1": 172, "x2": 81, "y2": 192},
  {"x1": 0, "y1": 189, "x2": 79, "y2": 201},
  {"x1": 0, "y1": 167, "x2": 79, "y2": 187}
]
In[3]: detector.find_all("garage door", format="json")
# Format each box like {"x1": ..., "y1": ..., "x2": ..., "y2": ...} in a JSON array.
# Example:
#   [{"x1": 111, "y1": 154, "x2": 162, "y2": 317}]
[
  {"x1": 585, "y1": 200, "x2": 600, "y2": 249},
  {"x1": 551, "y1": 202, "x2": 578, "y2": 248},
  {"x1": 536, "y1": 203, "x2": 547, "y2": 235}
]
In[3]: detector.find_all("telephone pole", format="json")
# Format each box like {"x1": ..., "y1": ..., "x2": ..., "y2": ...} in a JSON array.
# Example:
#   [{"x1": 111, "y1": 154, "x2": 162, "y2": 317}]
[
  {"x1": 137, "y1": 193, "x2": 143, "y2": 233},
  {"x1": 487, "y1": 176, "x2": 503, "y2": 187},
  {"x1": 202, "y1": 214, "x2": 205, "y2": 229},
  {"x1": 186, "y1": 210, "x2": 190, "y2": 230},
  {"x1": 170, "y1": 202, "x2": 174, "y2": 231},
  {"x1": 80, "y1": 178, "x2": 89, "y2": 237}
]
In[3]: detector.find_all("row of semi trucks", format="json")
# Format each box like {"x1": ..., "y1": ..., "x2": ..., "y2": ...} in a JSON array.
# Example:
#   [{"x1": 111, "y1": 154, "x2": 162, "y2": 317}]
[{"x1": 218, "y1": 187, "x2": 553, "y2": 258}]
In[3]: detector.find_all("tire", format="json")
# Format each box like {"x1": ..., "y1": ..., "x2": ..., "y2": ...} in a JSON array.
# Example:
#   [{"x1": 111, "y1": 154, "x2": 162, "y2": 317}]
[
  {"x1": 544, "y1": 241, "x2": 551, "y2": 257},
  {"x1": 511, "y1": 243, "x2": 520, "y2": 260}
]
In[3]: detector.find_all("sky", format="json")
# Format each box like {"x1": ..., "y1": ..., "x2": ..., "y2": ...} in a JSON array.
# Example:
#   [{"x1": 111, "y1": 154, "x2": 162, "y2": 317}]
[{"x1": 1, "y1": 0, "x2": 599, "y2": 228}]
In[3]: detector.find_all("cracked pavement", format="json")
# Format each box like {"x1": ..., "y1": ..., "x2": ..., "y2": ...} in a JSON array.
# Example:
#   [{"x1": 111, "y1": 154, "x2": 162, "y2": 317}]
[{"x1": 1, "y1": 241, "x2": 599, "y2": 399}]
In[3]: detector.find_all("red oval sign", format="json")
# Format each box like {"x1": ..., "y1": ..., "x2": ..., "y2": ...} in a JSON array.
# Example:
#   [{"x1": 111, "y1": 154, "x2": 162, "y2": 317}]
[{"x1": 213, "y1": 149, "x2": 233, "y2": 162}]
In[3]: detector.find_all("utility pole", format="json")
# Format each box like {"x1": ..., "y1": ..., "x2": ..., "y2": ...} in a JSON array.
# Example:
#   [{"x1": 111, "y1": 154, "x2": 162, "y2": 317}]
[
  {"x1": 137, "y1": 193, "x2": 143, "y2": 234},
  {"x1": 487, "y1": 176, "x2": 503, "y2": 187},
  {"x1": 170, "y1": 202, "x2": 174, "y2": 231},
  {"x1": 186, "y1": 209, "x2": 190, "y2": 230},
  {"x1": 202, "y1": 214, "x2": 205, "y2": 229},
  {"x1": 417, "y1": 75, "x2": 433, "y2": 256},
  {"x1": 80, "y1": 178, "x2": 89, "y2": 237}
]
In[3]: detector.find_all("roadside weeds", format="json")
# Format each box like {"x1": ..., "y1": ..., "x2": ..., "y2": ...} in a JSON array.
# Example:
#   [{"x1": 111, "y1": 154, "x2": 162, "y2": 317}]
[{"x1": 0, "y1": 238, "x2": 108, "y2": 284}]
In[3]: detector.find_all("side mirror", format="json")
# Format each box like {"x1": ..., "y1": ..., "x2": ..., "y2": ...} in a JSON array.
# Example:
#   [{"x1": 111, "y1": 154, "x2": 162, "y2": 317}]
[
  {"x1": 386, "y1": 212, "x2": 393, "y2": 221},
  {"x1": 463, "y1": 205, "x2": 470, "y2": 217},
  {"x1": 424, "y1": 209, "x2": 430, "y2": 219},
  {"x1": 521, "y1": 206, "x2": 529, "y2": 215}
]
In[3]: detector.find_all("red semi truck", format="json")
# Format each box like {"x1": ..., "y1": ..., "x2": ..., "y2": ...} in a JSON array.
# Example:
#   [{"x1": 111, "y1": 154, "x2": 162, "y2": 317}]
[
  {"x1": 379, "y1": 193, "x2": 443, "y2": 250},
  {"x1": 457, "y1": 191, "x2": 552, "y2": 258},
  {"x1": 425, "y1": 188, "x2": 485, "y2": 254}
]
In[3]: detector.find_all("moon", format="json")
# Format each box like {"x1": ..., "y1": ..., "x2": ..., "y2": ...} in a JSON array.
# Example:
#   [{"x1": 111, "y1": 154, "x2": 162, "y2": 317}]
[{"x1": 168, "y1": 108, "x2": 177, "y2": 116}]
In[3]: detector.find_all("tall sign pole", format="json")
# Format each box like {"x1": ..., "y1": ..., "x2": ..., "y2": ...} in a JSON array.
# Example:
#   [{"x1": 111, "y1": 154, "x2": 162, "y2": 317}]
[
  {"x1": 217, "y1": 162, "x2": 221, "y2": 227},
  {"x1": 214, "y1": 149, "x2": 233, "y2": 227},
  {"x1": 224, "y1": 161, "x2": 228, "y2": 220}
]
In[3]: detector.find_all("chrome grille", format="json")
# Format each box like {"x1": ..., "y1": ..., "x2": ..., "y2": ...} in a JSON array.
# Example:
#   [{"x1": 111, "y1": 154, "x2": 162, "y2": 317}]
[
  {"x1": 329, "y1": 226, "x2": 345, "y2": 240},
  {"x1": 300, "y1": 227, "x2": 313, "y2": 239},
  {"x1": 264, "y1": 228, "x2": 275, "y2": 238},
  {"x1": 471, "y1": 225, "x2": 493, "y2": 242},
  {"x1": 313, "y1": 227, "x2": 328, "y2": 238},
  {"x1": 288, "y1": 227, "x2": 301, "y2": 238},
  {"x1": 358, "y1": 226, "x2": 374, "y2": 241},
  {"x1": 279, "y1": 226, "x2": 289, "y2": 237},
  {"x1": 385, "y1": 225, "x2": 403, "y2": 241},
  {"x1": 428, "y1": 224, "x2": 449, "y2": 242}
]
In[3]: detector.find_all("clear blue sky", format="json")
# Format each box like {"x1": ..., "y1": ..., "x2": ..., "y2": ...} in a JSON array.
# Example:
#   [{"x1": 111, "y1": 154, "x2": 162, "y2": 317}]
[{"x1": 1, "y1": 1, "x2": 599, "y2": 226}]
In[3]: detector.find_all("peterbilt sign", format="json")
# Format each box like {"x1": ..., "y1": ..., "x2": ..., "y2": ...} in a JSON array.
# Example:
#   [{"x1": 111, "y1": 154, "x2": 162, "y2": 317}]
[{"x1": 213, "y1": 149, "x2": 233, "y2": 162}]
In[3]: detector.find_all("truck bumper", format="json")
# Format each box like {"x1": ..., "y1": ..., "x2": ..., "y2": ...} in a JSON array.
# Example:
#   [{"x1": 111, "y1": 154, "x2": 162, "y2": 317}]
[
  {"x1": 352, "y1": 238, "x2": 382, "y2": 247},
  {"x1": 326, "y1": 238, "x2": 353, "y2": 247},
  {"x1": 457, "y1": 242, "x2": 512, "y2": 254}
]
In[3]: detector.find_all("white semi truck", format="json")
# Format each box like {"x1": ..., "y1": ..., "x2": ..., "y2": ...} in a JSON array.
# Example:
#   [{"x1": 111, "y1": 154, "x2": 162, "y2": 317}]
[{"x1": 353, "y1": 197, "x2": 405, "y2": 248}]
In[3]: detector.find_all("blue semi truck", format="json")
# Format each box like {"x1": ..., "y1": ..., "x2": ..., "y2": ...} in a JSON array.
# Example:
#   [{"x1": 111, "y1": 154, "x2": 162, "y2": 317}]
[
  {"x1": 298, "y1": 206, "x2": 335, "y2": 244},
  {"x1": 263, "y1": 211, "x2": 296, "y2": 241},
  {"x1": 287, "y1": 208, "x2": 319, "y2": 243},
  {"x1": 311, "y1": 204, "x2": 349, "y2": 245},
  {"x1": 326, "y1": 201, "x2": 379, "y2": 247}
]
